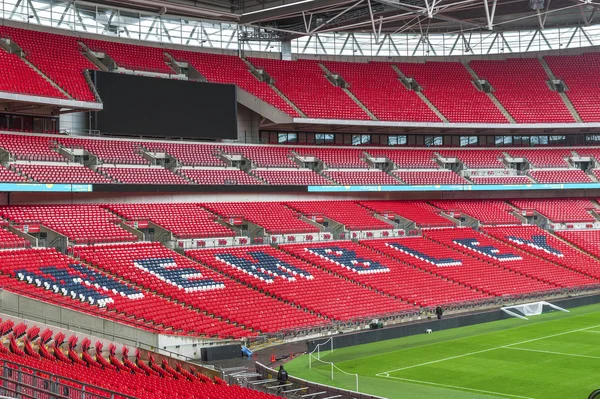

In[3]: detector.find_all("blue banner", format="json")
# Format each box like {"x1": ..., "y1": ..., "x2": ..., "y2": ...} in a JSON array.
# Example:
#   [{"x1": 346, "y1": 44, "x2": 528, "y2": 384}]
[
  {"x1": 308, "y1": 183, "x2": 600, "y2": 192},
  {"x1": 0, "y1": 183, "x2": 93, "y2": 192}
]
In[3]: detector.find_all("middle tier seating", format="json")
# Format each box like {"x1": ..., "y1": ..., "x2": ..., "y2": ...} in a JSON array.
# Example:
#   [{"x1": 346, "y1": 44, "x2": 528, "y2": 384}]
[
  {"x1": 104, "y1": 203, "x2": 236, "y2": 238},
  {"x1": 75, "y1": 243, "x2": 326, "y2": 333},
  {"x1": 202, "y1": 202, "x2": 319, "y2": 234},
  {"x1": 324, "y1": 170, "x2": 402, "y2": 185},
  {"x1": 509, "y1": 198, "x2": 597, "y2": 222},
  {"x1": 429, "y1": 200, "x2": 522, "y2": 225},
  {"x1": 188, "y1": 245, "x2": 413, "y2": 320},
  {"x1": 359, "y1": 200, "x2": 454, "y2": 227},
  {"x1": 0, "y1": 205, "x2": 138, "y2": 244},
  {"x1": 286, "y1": 201, "x2": 391, "y2": 231},
  {"x1": 98, "y1": 167, "x2": 189, "y2": 184},
  {"x1": 392, "y1": 170, "x2": 468, "y2": 185},
  {"x1": 180, "y1": 169, "x2": 263, "y2": 185},
  {"x1": 253, "y1": 169, "x2": 333, "y2": 185},
  {"x1": 13, "y1": 164, "x2": 114, "y2": 184},
  {"x1": 528, "y1": 169, "x2": 592, "y2": 183}
]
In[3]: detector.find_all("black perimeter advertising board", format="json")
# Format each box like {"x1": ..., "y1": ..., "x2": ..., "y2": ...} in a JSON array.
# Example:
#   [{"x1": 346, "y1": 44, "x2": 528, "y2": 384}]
[{"x1": 92, "y1": 71, "x2": 237, "y2": 139}]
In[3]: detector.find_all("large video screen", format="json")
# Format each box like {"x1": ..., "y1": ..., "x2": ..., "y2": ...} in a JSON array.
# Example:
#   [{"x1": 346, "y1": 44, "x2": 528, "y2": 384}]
[{"x1": 92, "y1": 71, "x2": 237, "y2": 139}]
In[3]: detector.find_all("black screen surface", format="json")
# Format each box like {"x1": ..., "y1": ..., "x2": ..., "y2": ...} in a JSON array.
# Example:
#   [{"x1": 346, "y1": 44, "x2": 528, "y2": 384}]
[{"x1": 92, "y1": 71, "x2": 237, "y2": 139}]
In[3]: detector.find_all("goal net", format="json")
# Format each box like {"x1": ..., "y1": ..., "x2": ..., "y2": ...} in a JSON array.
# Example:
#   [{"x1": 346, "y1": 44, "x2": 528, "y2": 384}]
[
  {"x1": 501, "y1": 301, "x2": 569, "y2": 320},
  {"x1": 308, "y1": 338, "x2": 359, "y2": 392}
]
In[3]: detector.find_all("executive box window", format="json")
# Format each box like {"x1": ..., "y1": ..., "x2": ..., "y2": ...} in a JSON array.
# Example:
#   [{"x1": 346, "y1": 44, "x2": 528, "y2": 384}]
[
  {"x1": 388, "y1": 135, "x2": 407, "y2": 146},
  {"x1": 352, "y1": 134, "x2": 371, "y2": 145},
  {"x1": 460, "y1": 136, "x2": 478, "y2": 147},
  {"x1": 278, "y1": 133, "x2": 298, "y2": 144},
  {"x1": 315, "y1": 133, "x2": 334, "y2": 144},
  {"x1": 425, "y1": 135, "x2": 443, "y2": 147},
  {"x1": 586, "y1": 135, "x2": 600, "y2": 143}
]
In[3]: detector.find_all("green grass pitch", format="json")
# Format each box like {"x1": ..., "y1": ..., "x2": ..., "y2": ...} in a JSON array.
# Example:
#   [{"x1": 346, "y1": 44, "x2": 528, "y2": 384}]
[{"x1": 284, "y1": 303, "x2": 600, "y2": 399}]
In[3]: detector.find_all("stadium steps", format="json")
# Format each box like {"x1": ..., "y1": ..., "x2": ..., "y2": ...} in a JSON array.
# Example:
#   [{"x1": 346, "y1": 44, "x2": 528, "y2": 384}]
[
  {"x1": 74, "y1": 255, "x2": 259, "y2": 332},
  {"x1": 246, "y1": 170, "x2": 269, "y2": 184},
  {"x1": 242, "y1": 58, "x2": 307, "y2": 118},
  {"x1": 462, "y1": 61, "x2": 516, "y2": 123},
  {"x1": 390, "y1": 65, "x2": 448, "y2": 123},
  {"x1": 538, "y1": 57, "x2": 583, "y2": 123},
  {"x1": 0, "y1": 40, "x2": 74, "y2": 100},
  {"x1": 6, "y1": 165, "x2": 32, "y2": 182},
  {"x1": 317, "y1": 63, "x2": 378, "y2": 121}
]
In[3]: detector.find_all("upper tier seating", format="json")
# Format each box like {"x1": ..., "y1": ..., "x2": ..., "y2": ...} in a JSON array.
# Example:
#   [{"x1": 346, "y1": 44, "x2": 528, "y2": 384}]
[
  {"x1": 393, "y1": 170, "x2": 468, "y2": 185},
  {"x1": 98, "y1": 167, "x2": 189, "y2": 184},
  {"x1": 57, "y1": 137, "x2": 148, "y2": 165},
  {"x1": 528, "y1": 169, "x2": 592, "y2": 183},
  {"x1": 248, "y1": 58, "x2": 370, "y2": 120},
  {"x1": 0, "y1": 27, "x2": 96, "y2": 101},
  {"x1": 469, "y1": 176, "x2": 533, "y2": 185},
  {"x1": 469, "y1": 58, "x2": 573, "y2": 123},
  {"x1": 545, "y1": 53, "x2": 600, "y2": 122},
  {"x1": 188, "y1": 245, "x2": 412, "y2": 320},
  {"x1": 286, "y1": 201, "x2": 391, "y2": 231},
  {"x1": 397, "y1": 61, "x2": 507, "y2": 123},
  {"x1": 294, "y1": 147, "x2": 369, "y2": 168},
  {"x1": 438, "y1": 149, "x2": 506, "y2": 168},
  {"x1": 359, "y1": 200, "x2": 454, "y2": 227},
  {"x1": 368, "y1": 149, "x2": 439, "y2": 169},
  {"x1": 13, "y1": 164, "x2": 113, "y2": 184},
  {"x1": 363, "y1": 236, "x2": 557, "y2": 296},
  {"x1": 0, "y1": 248, "x2": 249, "y2": 338},
  {"x1": 202, "y1": 202, "x2": 319, "y2": 234},
  {"x1": 170, "y1": 50, "x2": 299, "y2": 116},
  {"x1": 282, "y1": 241, "x2": 489, "y2": 306},
  {"x1": 424, "y1": 228, "x2": 598, "y2": 288},
  {"x1": 0, "y1": 49, "x2": 66, "y2": 99},
  {"x1": 84, "y1": 39, "x2": 173, "y2": 74},
  {"x1": 323, "y1": 61, "x2": 439, "y2": 122},
  {"x1": 324, "y1": 170, "x2": 402, "y2": 185},
  {"x1": 508, "y1": 149, "x2": 572, "y2": 167},
  {"x1": 429, "y1": 200, "x2": 522, "y2": 225},
  {"x1": 0, "y1": 341, "x2": 279, "y2": 399},
  {"x1": 104, "y1": 203, "x2": 236, "y2": 238},
  {"x1": 483, "y1": 225, "x2": 600, "y2": 280},
  {"x1": 75, "y1": 243, "x2": 325, "y2": 333},
  {"x1": 181, "y1": 169, "x2": 263, "y2": 185},
  {"x1": 0, "y1": 205, "x2": 138, "y2": 244},
  {"x1": 253, "y1": 169, "x2": 333, "y2": 185},
  {"x1": 509, "y1": 199, "x2": 597, "y2": 222}
]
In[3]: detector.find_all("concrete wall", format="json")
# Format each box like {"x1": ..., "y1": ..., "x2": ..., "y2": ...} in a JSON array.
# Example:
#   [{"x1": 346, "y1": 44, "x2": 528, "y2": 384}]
[
  {"x1": 59, "y1": 112, "x2": 89, "y2": 134},
  {"x1": 237, "y1": 104, "x2": 260, "y2": 142}
]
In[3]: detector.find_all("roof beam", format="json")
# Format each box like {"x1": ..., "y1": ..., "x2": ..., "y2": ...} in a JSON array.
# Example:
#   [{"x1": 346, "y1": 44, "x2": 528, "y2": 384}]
[{"x1": 240, "y1": 0, "x2": 356, "y2": 24}]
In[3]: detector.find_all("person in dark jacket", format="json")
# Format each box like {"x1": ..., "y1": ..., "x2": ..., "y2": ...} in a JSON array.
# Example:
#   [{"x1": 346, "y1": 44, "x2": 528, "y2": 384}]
[
  {"x1": 277, "y1": 365, "x2": 288, "y2": 385},
  {"x1": 435, "y1": 305, "x2": 444, "y2": 320}
]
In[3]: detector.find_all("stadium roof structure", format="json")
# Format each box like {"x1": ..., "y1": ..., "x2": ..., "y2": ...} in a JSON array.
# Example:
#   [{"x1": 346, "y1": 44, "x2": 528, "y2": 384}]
[{"x1": 100, "y1": 0, "x2": 598, "y2": 40}]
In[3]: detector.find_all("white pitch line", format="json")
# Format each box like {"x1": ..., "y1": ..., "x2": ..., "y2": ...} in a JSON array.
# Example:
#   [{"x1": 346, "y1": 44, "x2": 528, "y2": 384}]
[
  {"x1": 504, "y1": 347, "x2": 600, "y2": 360},
  {"x1": 381, "y1": 375, "x2": 536, "y2": 399},
  {"x1": 582, "y1": 330, "x2": 600, "y2": 334},
  {"x1": 379, "y1": 323, "x2": 600, "y2": 374}
]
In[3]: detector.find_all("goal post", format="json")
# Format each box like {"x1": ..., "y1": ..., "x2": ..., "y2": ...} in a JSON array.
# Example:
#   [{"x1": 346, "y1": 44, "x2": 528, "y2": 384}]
[
  {"x1": 307, "y1": 338, "x2": 359, "y2": 392},
  {"x1": 501, "y1": 301, "x2": 569, "y2": 320}
]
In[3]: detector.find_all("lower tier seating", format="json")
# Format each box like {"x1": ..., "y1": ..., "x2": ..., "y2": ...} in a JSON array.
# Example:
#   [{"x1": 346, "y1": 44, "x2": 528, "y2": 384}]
[
  {"x1": 423, "y1": 228, "x2": 597, "y2": 288},
  {"x1": 359, "y1": 200, "x2": 454, "y2": 227},
  {"x1": 188, "y1": 245, "x2": 413, "y2": 320},
  {"x1": 509, "y1": 199, "x2": 597, "y2": 222},
  {"x1": 469, "y1": 176, "x2": 532, "y2": 185},
  {"x1": 363, "y1": 236, "x2": 556, "y2": 296},
  {"x1": 555, "y1": 230, "x2": 600, "y2": 262},
  {"x1": 281, "y1": 241, "x2": 489, "y2": 306},
  {"x1": 75, "y1": 243, "x2": 326, "y2": 333},
  {"x1": 0, "y1": 248, "x2": 250, "y2": 338},
  {"x1": 482, "y1": 225, "x2": 600, "y2": 280}
]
